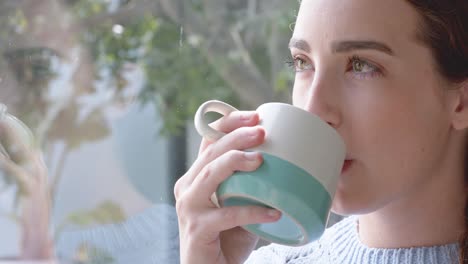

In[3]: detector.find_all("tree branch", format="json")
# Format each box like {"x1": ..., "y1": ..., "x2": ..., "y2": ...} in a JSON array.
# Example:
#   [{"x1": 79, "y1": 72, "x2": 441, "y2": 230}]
[
  {"x1": 157, "y1": 0, "x2": 273, "y2": 107},
  {"x1": 79, "y1": 0, "x2": 292, "y2": 107},
  {"x1": 82, "y1": 0, "x2": 160, "y2": 28}
]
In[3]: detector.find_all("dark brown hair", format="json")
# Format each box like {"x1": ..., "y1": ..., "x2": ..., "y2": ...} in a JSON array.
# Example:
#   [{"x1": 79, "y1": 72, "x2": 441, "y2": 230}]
[
  {"x1": 407, "y1": 0, "x2": 467, "y2": 82},
  {"x1": 406, "y1": 0, "x2": 468, "y2": 263}
]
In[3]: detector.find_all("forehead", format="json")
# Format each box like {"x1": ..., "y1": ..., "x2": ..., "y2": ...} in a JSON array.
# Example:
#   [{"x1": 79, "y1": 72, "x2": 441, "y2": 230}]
[{"x1": 293, "y1": 0, "x2": 421, "y2": 53}]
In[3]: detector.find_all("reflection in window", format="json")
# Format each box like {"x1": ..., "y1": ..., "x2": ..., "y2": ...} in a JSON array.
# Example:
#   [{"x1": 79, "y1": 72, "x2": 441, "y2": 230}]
[{"x1": 0, "y1": 0, "x2": 296, "y2": 262}]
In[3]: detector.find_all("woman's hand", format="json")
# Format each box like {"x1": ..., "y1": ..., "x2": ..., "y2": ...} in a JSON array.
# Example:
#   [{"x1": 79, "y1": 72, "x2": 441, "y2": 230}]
[
  {"x1": 174, "y1": 111, "x2": 281, "y2": 264},
  {"x1": 0, "y1": 115, "x2": 54, "y2": 259}
]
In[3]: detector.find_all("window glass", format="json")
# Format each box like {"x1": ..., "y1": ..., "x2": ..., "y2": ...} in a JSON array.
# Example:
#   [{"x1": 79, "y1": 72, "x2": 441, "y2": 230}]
[{"x1": 0, "y1": 0, "x2": 296, "y2": 262}]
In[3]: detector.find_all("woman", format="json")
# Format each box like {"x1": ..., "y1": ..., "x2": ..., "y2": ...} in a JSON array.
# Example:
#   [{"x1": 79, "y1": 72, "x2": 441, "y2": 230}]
[{"x1": 174, "y1": 0, "x2": 468, "y2": 263}]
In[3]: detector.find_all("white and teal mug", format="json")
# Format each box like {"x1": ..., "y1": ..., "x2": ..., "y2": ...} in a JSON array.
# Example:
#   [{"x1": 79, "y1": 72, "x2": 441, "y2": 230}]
[{"x1": 194, "y1": 100, "x2": 345, "y2": 246}]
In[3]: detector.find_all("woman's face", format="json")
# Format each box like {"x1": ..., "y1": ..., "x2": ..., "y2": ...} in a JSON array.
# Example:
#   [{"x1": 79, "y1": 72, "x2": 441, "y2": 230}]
[{"x1": 291, "y1": 0, "x2": 459, "y2": 215}]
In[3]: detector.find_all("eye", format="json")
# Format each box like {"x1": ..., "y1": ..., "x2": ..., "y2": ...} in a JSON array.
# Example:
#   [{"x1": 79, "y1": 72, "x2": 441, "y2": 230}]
[
  {"x1": 348, "y1": 55, "x2": 382, "y2": 79},
  {"x1": 351, "y1": 57, "x2": 375, "y2": 73},
  {"x1": 286, "y1": 55, "x2": 313, "y2": 72}
]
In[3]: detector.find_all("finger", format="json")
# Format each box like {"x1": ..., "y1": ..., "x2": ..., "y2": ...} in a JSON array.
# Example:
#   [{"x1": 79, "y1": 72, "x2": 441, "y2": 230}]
[
  {"x1": 190, "y1": 150, "x2": 263, "y2": 207},
  {"x1": 0, "y1": 123, "x2": 45, "y2": 181},
  {"x1": 174, "y1": 150, "x2": 262, "y2": 205},
  {"x1": 0, "y1": 153, "x2": 32, "y2": 192},
  {"x1": 209, "y1": 110, "x2": 259, "y2": 135},
  {"x1": 180, "y1": 126, "x2": 265, "y2": 194},
  {"x1": 193, "y1": 206, "x2": 281, "y2": 243},
  {"x1": 0, "y1": 120, "x2": 35, "y2": 166},
  {"x1": 175, "y1": 111, "x2": 260, "y2": 200},
  {"x1": 199, "y1": 111, "x2": 259, "y2": 154}
]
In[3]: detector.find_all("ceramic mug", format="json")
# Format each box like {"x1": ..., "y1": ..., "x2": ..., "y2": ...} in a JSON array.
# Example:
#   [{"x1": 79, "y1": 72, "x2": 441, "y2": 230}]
[{"x1": 194, "y1": 100, "x2": 345, "y2": 246}]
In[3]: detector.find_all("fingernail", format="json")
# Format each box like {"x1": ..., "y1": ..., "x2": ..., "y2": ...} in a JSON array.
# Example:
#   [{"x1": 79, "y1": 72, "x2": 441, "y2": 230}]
[
  {"x1": 267, "y1": 209, "x2": 281, "y2": 218},
  {"x1": 244, "y1": 152, "x2": 259, "y2": 161}
]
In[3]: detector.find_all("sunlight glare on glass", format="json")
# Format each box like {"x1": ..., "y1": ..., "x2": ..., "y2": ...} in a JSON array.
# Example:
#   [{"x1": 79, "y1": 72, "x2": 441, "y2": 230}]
[{"x1": 112, "y1": 24, "x2": 124, "y2": 35}]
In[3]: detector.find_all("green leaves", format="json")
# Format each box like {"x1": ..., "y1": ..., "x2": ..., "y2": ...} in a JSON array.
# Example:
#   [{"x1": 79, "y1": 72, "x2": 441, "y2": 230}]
[
  {"x1": 63, "y1": 200, "x2": 126, "y2": 227},
  {"x1": 72, "y1": 243, "x2": 115, "y2": 264},
  {"x1": 53, "y1": 201, "x2": 127, "y2": 256},
  {"x1": 275, "y1": 66, "x2": 295, "y2": 94},
  {"x1": 138, "y1": 18, "x2": 238, "y2": 135}
]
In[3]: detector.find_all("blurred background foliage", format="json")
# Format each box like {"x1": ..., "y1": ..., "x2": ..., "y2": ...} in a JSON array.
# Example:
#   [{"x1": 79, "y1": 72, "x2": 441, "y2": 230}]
[{"x1": 0, "y1": 0, "x2": 296, "y2": 137}]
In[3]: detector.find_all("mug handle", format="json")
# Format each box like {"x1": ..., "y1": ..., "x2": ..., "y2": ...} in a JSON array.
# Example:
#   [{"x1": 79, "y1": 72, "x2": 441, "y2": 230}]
[{"x1": 194, "y1": 100, "x2": 238, "y2": 142}]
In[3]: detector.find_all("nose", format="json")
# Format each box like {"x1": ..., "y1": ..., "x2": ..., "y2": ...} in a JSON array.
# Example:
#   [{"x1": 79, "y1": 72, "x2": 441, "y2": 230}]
[{"x1": 294, "y1": 72, "x2": 342, "y2": 128}]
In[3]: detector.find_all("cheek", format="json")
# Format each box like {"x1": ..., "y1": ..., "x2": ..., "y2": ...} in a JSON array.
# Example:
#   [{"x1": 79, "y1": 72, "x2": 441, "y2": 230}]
[
  {"x1": 355, "y1": 91, "x2": 447, "y2": 177},
  {"x1": 348, "y1": 77, "x2": 448, "y2": 156},
  {"x1": 333, "y1": 85, "x2": 450, "y2": 214},
  {"x1": 291, "y1": 89, "x2": 300, "y2": 107},
  {"x1": 292, "y1": 83, "x2": 306, "y2": 108},
  {"x1": 292, "y1": 72, "x2": 315, "y2": 108}
]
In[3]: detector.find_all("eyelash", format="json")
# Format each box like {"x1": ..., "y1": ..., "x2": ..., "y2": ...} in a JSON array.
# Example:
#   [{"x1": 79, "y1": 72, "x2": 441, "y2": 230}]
[
  {"x1": 347, "y1": 55, "x2": 383, "y2": 79},
  {"x1": 285, "y1": 55, "x2": 383, "y2": 79},
  {"x1": 285, "y1": 55, "x2": 312, "y2": 72},
  {"x1": 286, "y1": 56, "x2": 313, "y2": 73}
]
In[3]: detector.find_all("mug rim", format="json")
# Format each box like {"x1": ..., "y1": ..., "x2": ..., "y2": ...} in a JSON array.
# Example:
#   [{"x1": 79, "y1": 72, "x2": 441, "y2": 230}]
[{"x1": 256, "y1": 102, "x2": 344, "y2": 148}]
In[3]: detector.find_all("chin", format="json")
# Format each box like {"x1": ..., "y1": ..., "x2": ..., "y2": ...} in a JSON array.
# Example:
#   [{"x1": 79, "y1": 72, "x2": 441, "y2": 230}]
[
  {"x1": 330, "y1": 193, "x2": 379, "y2": 216},
  {"x1": 330, "y1": 203, "x2": 356, "y2": 216}
]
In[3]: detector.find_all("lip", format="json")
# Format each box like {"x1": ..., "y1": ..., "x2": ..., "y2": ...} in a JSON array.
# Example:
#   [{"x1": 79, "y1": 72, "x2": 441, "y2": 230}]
[{"x1": 341, "y1": 159, "x2": 353, "y2": 174}]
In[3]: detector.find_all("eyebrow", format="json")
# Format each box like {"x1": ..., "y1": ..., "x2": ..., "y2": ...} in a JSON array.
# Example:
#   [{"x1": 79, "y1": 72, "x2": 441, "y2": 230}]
[
  {"x1": 288, "y1": 38, "x2": 311, "y2": 53},
  {"x1": 332, "y1": 40, "x2": 394, "y2": 55},
  {"x1": 288, "y1": 38, "x2": 394, "y2": 56}
]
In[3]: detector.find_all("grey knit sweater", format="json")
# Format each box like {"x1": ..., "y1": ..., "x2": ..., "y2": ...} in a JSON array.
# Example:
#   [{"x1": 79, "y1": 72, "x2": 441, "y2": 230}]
[
  {"x1": 56, "y1": 203, "x2": 180, "y2": 263},
  {"x1": 55, "y1": 204, "x2": 459, "y2": 264},
  {"x1": 245, "y1": 216, "x2": 459, "y2": 264}
]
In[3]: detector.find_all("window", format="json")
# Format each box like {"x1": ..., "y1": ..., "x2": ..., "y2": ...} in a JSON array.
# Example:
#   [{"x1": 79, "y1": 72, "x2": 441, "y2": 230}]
[{"x1": 0, "y1": 0, "x2": 296, "y2": 262}]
